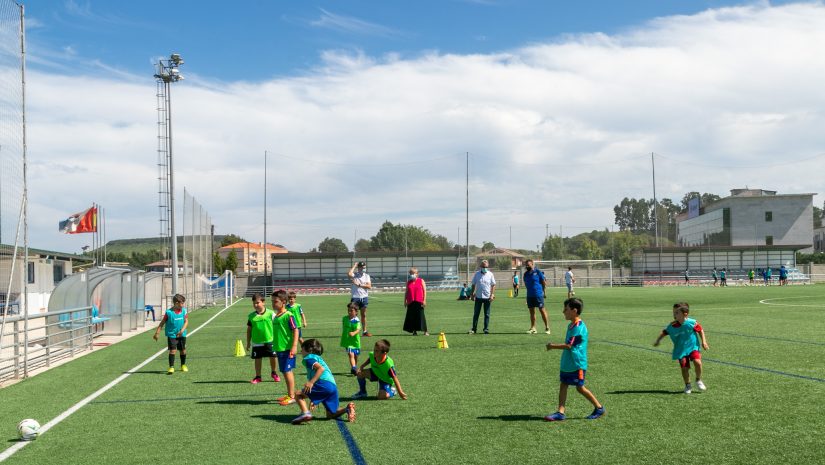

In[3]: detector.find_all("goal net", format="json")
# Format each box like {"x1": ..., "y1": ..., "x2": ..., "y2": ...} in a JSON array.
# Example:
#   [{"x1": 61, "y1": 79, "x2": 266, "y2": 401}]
[{"x1": 533, "y1": 260, "x2": 613, "y2": 288}]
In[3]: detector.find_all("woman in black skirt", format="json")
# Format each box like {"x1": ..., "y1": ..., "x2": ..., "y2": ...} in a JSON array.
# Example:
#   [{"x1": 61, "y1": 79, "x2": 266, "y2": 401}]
[{"x1": 403, "y1": 267, "x2": 428, "y2": 335}]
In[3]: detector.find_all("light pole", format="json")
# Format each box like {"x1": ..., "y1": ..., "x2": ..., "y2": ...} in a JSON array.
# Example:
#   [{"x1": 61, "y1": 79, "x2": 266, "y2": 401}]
[{"x1": 155, "y1": 53, "x2": 184, "y2": 294}]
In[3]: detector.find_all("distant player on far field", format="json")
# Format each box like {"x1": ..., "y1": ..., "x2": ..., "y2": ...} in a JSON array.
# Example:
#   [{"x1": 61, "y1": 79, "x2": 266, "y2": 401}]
[{"x1": 564, "y1": 267, "x2": 575, "y2": 298}]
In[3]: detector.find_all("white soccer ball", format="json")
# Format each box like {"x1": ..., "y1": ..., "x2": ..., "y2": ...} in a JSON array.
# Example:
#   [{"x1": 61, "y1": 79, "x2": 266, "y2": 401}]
[{"x1": 17, "y1": 419, "x2": 40, "y2": 441}]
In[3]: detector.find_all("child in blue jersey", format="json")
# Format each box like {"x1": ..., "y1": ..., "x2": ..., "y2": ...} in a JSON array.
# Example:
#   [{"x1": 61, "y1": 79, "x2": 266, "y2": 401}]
[
  {"x1": 152, "y1": 294, "x2": 189, "y2": 374},
  {"x1": 287, "y1": 291, "x2": 308, "y2": 344},
  {"x1": 544, "y1": 298, "x2": 604, "y2": 421},
  {"x1": 654, "y1": 302, "x2": 710, "y2": 394},
  {"x1": 353, "y1": 339, "x2": 408, "y2": 400},
  {"x1": 341, "y1": 302, "x2": 362, "y2": 375},
  {"x1": 291, "y1": 339, "x2": 356, "y2": 425}
]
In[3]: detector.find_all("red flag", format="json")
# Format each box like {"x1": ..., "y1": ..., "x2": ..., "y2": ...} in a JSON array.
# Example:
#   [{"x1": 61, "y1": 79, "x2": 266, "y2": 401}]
[{"x1": 59, "y1": 206, "x2": 97, "y2": 234}]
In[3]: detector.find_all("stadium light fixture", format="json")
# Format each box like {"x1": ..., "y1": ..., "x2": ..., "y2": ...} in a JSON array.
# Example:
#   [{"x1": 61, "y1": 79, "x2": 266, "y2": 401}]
[{"x1": 155, "y1": 53, "x2": 185, "y2": 294}]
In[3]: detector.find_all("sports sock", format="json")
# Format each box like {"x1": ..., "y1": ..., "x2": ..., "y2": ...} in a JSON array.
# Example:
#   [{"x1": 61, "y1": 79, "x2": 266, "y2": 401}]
[
  {"x1": 168, "y1": 354, "x2": 175, "y2": 367},
  {"x1": 180, "y1": 353, "x2": 187, "y2": 365},
  {"x1": 357, "y1": 377, "x2": 366, "y2": 392}
]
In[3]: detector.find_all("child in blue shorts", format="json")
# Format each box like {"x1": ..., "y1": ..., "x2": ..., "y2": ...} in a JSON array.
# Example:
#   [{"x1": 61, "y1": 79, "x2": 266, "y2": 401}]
[
  {"x1": 341, "y1": 302, "x2": 362, "y2": 375},
  {"x1": 654, "y1": 302, "x2": 709, "y2": 394},
  {"x1": 291, "y1": 339, "x2": 356, "y2": 424},
  {"x1": 353, "y1": 339, "x2": 407, "y2": 400},
  {"x1": 544, "y1": 298, "x2": 604, "y2": 421}
]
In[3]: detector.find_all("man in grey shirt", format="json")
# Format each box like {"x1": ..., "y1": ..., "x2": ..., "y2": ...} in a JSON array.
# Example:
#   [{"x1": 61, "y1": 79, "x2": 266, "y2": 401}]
[
  {"x1": 469, "y1": 260, "x2": 496, "y2": 334},
  {"x1": 348, "y1": 261, "x2": 373, "y2": 336}
]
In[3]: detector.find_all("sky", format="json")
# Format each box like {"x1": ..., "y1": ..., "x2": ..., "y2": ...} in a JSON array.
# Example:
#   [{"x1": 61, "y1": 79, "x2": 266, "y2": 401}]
[{"x1": 4, "y1": 0, "x2": 825, "y2": 254}]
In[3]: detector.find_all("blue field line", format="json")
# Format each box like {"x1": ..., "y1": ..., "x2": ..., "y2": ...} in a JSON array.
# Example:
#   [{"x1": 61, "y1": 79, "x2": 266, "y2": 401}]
[
  {"x1": 336, "y1": 420, "x2": 367, "y2": 465},
  {"x1": 601, "y1": 340, "x2": 825, "y2": 383},
  {"x1": 594, "y1": 317, "x2": 825, "y2": 347}
]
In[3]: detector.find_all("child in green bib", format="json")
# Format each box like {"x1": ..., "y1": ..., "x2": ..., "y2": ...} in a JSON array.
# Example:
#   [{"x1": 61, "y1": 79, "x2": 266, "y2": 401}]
[{"x1": 353, "y1": 339, "x2": 407, "y2": 400}]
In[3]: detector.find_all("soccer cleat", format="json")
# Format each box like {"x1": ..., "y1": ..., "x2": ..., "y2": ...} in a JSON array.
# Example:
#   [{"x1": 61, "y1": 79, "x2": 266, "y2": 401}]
[
  {"x1": 271, "y1": 372, "x2": 281, "y2": 382},
  {"x1": 696, "y1": 380, "x2": 707, "y2": 391},
  {"x1": 251, "y1": 376, "x2": 262, "y2": 384},
  {"x1": 545, "y1": 328, "x2": 552, "y2": 335},
  {"x1": 483, "y1": 329, "x2": 489, "y2": 334},
  {"x1": 527, "y1": 328, "x2": 537, "y2": 334},
  {"x1": 167, "y1": 367, "x2": 175, "y2": 375},
  {"x1": 468, "y1": 330, "x2": 476, "y2": 334},
  {"x1": 347, "y1": 402, "x2": 356, "y2": 422},
  {"x1": 362, "y1": 331, "x2": 372, "y2": 337},
  {"x1": 181, "y1": 365, "x2": 188, "y2": 372},
  {"x1": 684, "y1": 383, "x2": 692, "y2": 394},
  {"x1": 352, "y1": 391, "x2": 368, "y2": 400},
  {"x1": 291, "y1": 412, "x2": 313, "y2": 425},
  {"x1": 350, "y1": 367, "x2": 358, "y2": 375},
  {"x1": 587, "y1": 407, "x2": 606, "y2": 420},
  {"x1": 278, "y1": 395, "x2": 296, "y2": 406},
  {"x1": 544, "y1": 412, "x2": 566, "y2": 422}
]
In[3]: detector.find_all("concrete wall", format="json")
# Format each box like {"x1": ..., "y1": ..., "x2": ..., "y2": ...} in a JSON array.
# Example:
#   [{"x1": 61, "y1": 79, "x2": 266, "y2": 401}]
[{"x1": 715, "y1": 195, "x2": 813, "y2": 248}]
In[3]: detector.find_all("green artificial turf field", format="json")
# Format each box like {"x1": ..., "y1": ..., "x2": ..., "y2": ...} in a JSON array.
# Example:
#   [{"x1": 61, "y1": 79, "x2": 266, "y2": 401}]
[{"x1": 1, "y1": 284, "x2": 823, "y2": 464}]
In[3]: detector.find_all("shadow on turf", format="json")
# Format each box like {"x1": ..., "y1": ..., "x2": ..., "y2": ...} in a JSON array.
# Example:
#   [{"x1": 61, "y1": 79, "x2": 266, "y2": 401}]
[
  {"x1": 192, "y1": 380, "x2": 251, "y2": 384},
  {"x1": 607, "y1": 389, "x2": 681, "y2": 395},
  {"x1": 252, "y1": 414, "x2": 300, "y2": 424},
  {"x1": 477, "y1": 414, "x2": 549, "y2": 422},
  {"x1": 126, "y1": 370, "x2": 168, "y2": 375},
  {"x1": 197, "y1": 398, "x2": 272, "y2": 406}
]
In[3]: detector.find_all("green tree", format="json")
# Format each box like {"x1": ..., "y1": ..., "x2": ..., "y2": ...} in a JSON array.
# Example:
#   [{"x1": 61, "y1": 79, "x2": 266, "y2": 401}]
[
  {"x1": 814, "y1": 205, "x2": 823, "y2": 228},
  {"x1": 317, "y1": 237, "x2": 348, "y2": 253},
  {"x1": 354, "y1": 238, "x2": 371, "y2": 252},
  {"x1": 541, "y1": 236, "x2": 563, "y2": 259},
  {"x1": 369, "y1": 221, "x2": 452, "y2": 251},
  {"x1": 494, "y1": 257, "x2": 512, "y2": 270},
  {"x1": 224, "y1": 251, "x2": 238, "y2": 273},
  {"x1": 213, "y1": 252, "x2": 225, "y2": 274},
  {"x1": 576, "y1": 237, "x2": 602, "y2": 260},
  {"x1": 611, "y1": 231, "x2": 653, "y2": 267},
  {"x1": 481, "y1": 241, "x2": 496, "y2": 252},
  {"x1": 221, "y1": 234, "x2": 246, "y2": 247}
]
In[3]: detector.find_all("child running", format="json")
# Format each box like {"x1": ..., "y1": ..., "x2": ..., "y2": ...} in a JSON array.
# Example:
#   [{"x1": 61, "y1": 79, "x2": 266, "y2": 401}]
[
  {"x1": 272, "y1": 289, "x2": 300, "y2": 405},
  {"x1": 353, "y1": 339, "x2": 407, "y2": 400},
  {"x1": 153, "y1": 294, "x2": 189, "y2": 374},
  {"x1": 341, "y1": 302, "x2": 362, "y2": 375},
  {"x1": 544, "y1": 298, "x2": 605, "y2": 421},
  {"x1": 291, "y1": 339, "x2": 356, "y2": 425},
  {"x1": 286, "y1": 291, "x2": 307, "y2": 344},
  {"x1": 246, "y1": 293, "x2": 280, "y2": 384},
  {"x1": 654, "y1": 302, "x2": 709, "y2": 394}
]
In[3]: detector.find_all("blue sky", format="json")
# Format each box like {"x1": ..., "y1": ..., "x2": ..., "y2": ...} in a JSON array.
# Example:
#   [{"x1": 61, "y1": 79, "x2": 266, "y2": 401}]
[{"x1": 9, "y1": 0, "x2": 825, "y2": 253}]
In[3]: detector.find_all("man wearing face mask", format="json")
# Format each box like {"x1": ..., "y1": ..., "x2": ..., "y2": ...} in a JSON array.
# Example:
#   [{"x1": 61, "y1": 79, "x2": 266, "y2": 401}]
[
  {"x1": 469, "y1": 259, "x2": 496, "y2": 334},
  {"x1": 348, "y1": 262, "x2": 373, "y2": 337},
  {"x1": 522, "y1": 259, "x2": 550, "y2": 334}
]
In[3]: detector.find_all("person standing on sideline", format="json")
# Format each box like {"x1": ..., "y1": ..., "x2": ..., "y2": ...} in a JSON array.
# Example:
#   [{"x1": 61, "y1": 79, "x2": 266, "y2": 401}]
[
  {"x1": 523, "y1": 259, "x2": 550, "y2": 334},
  {"x1": 153, "y1": 294, "x2": 189, "y2": 374},
  {"x1": 469, "y1": 260, "x2": 496, "y2": 334},
  {"x1": 403, "y1": 267, "x2": 428, "y2": 336},
  {"x1": 512, "y1": 271, "x2": 520, "y2": 297},
  {"x1": 348, "y1": 262, "x2": 373, "y2": 337},
  {"x1": 684, "y1": 269, "x2": 690, "y2": 286},
  {"x1": 565, "y1": 267, "x2": 576, "y2": 298},
  {"x1": 712, "y1": 268, "x2": 718, "y2": 287}
]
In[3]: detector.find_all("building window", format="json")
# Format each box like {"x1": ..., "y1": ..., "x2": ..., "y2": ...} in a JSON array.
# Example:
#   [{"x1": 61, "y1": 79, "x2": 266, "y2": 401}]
[
  {"x1": 53, "y1": 263, "x2": 65, "y2": 284},
  {"x1": 765, "y1": 235, "x2": 773, "y2": 246},
  {"x1": 765, "y1": 211, "x2": 772, "y2": 222},
  {"x1": 27, "y1": 262, "x2": 35, "y2": 284}
]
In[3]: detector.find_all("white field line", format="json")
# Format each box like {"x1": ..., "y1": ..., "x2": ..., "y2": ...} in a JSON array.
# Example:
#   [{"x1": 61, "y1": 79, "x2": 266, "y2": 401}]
[{"x1": 0, "y1": 298, "x2": 243, "y2": 463}]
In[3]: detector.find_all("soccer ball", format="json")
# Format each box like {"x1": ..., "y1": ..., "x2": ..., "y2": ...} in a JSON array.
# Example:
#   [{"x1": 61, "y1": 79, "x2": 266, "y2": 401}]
[{"x1": 17, "y1": 419, "x2": 40, "y2": 441}]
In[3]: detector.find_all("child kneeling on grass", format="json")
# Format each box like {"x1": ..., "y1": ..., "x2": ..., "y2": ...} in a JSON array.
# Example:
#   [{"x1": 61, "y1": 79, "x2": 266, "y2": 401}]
[
  {"x1": 353, "y1": 339, "x2": 407, "y2": 400},
  {"x1": 292, "y1": 339, "x2": 355, "y2": 425},
  {"x1": 654, "y1": 302, "x2": 709, "y2": 394},
  {"x1": 544, "y1": 297, "x2": 605, "y2": 421}
]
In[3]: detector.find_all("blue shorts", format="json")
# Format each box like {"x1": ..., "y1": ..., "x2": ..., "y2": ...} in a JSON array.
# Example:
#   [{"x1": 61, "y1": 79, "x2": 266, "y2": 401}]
[
  {"x1": 369, "y1": 370, "x2": 395, "y2": 396},
  {"x1": 559, "y1": 370, "x2": 586, "y2": 387},
  {"x1": 345, "y1": 348, "x2": 361, "y2": 356},
  {"x1": 306, "y1": 379, "x2": 340, "y2": 414},
  {"x1": 276, "y1": 351, "x2": 296, "y2": 373},
  {"x1": 351, "y1": 297, "x2": 369, "y2": 309},
  {"x1": 526, "y1": 296, "x2": 544, "y2": 309},
  {"x1": 566, "y1": 283, "x2": 573, "y2": 291}
]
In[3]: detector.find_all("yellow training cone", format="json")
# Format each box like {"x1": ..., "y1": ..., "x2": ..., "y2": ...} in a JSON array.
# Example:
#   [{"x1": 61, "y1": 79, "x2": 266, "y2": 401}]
[
  {"x1": 508, "y1": 289, "x2": 513, "y2": 298},
  {"x1": 438, "y1": 332, "x2": 449, "y2": 349},
  {"x1": 234, "y1": 339, "x2": 246, "y2": 357}
]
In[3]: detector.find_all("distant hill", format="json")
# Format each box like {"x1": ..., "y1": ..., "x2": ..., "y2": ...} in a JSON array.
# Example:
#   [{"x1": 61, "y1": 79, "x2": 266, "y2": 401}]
[{"x1": 103, "y1": 236, "x2": 225, "y2": 257}]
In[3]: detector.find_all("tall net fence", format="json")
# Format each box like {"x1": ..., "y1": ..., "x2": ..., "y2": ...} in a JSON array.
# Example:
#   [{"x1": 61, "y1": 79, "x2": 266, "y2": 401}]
[{"x1": 180, "y1": 189, "x2": 217, "y2": 308}]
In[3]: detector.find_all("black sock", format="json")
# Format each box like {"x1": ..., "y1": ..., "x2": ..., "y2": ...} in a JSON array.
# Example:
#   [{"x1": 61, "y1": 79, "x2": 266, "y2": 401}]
[
  {"x1": 168, "y1": 354, "x2": 175, "y2": 367},
  {"x1": 180, "y1": 353, "x2": 187, "y2": 365}
]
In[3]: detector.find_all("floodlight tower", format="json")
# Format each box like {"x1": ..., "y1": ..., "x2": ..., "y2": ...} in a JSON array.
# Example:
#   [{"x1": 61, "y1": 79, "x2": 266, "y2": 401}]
[{"x1": 155, "y1": 53, "x2": 184, "y2": 294}]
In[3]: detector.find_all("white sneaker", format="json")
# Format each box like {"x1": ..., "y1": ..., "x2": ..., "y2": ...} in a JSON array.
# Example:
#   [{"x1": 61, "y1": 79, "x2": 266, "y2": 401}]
[
  {"x1": 684, "y1": 383, "x2": 692, "y2": 394},
  {"x1": 545, "y1": 328, "x2": 551, "y2": 334},
  {"x1": 527, "y1": 328, "x2": 537, "y2": 334},
  {"x1": 696, "y1": 380, "x2": 707, "y2": 391}
]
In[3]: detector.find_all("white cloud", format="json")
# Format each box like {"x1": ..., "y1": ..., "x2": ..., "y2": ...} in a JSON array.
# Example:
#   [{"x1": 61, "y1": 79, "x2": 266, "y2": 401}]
[
  {"x1": 311, "y1": 8, "x2": 403, "y2": 38},
  {"x1": 15, "y1": 2, "x2": 825, "y2": 253}
]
